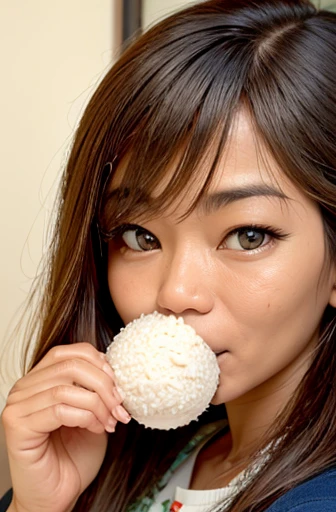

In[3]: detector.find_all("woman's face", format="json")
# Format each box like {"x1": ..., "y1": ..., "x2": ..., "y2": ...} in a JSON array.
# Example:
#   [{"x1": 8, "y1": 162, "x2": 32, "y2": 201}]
[{"x1": 107, "y1": 110, "x2": 336, "y2": 405}]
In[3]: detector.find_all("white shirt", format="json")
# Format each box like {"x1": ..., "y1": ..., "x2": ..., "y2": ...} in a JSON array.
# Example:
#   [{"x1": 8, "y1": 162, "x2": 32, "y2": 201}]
[{"x1": 148, "y1": 422, "x2": 246, "y2": 512}]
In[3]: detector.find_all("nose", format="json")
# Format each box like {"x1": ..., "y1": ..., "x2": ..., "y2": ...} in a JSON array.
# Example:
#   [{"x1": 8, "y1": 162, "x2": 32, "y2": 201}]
[{"x1": 156, "y1": 248, "x2": 214, "y2": 316}]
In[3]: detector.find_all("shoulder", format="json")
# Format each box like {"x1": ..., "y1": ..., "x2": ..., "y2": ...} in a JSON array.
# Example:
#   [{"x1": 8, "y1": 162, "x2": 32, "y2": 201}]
[{"x1": 267, "y1": 468, "x2": 336, "y2": 511}]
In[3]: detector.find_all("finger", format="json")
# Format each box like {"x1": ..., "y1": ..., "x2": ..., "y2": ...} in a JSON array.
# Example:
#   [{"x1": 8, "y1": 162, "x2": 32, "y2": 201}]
[
  {"x1": 10, "y1": 385, "x2": 120, "y2": 432},
  {"x1": 9, "y1": 360, "x2": 120, "y2": 402},
  {"x1": 35, "y1": 342, "x2": 106, "y2": 367},
  {"x1": 29, "y1": 343, "x2": 107, "y2": 374},
  {"x1": 28, "y1": 404, "x2": 108, "y2": 435},
  {"x1": 8, "y1": 361, "x2": 130, "y2": 424},
  {"x1": 13, "y1": 343, "x2": 119, "y2": 397}
]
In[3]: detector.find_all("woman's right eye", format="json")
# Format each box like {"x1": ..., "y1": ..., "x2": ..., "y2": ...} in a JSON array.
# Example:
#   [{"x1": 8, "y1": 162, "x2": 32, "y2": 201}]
[{"x1": 121, "y1": 226, "x2": 161, "y2": 252}]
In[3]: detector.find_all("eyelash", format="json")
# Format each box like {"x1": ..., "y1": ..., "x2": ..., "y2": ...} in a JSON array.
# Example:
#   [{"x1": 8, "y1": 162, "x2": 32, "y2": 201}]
[
  {"x1": 110, "y1": 224, "x2": 151, "y2": 241},
  {"x1": 227, "y1": 224, "x2": 290, "y2": 253},
  {"x1": 228, "y1": 224, "x2": 289, "y2": 241},
  {"x1": 110, "y1": 223, "x2": 290, "y2": 254}
]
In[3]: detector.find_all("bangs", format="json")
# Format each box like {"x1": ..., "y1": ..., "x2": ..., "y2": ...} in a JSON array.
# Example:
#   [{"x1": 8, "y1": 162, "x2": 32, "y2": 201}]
[
  {"x1": 97, "y1": 43, "x2": 249, "y2": 235},
  {"x1": 95, "y1": 0, "x2": 336, "y2": 250},
  {"x1": 98, "y1": 118, "x2": 233, "y2": 235}
]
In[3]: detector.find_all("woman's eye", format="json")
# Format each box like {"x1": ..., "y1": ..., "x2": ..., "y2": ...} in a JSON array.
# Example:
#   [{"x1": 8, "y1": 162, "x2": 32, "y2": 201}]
[
  {"x1": 223, "y1": 228, "x2": 271, "y2": 251},
  {"x1": 122, "y1": 227, "x2": 160, "y2": 252}
]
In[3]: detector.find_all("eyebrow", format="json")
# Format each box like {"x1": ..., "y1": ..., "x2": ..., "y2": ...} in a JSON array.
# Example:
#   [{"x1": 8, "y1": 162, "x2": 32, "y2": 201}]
[
  {"x1": 104, "y1": 183, "x2": 289, "y2": 216},
  {"x1": 102, "y1": 187, "x2": 150, "y2": 211},
  {"x1": 201, "y1": 184, "x2": 290, "y2": 214}
]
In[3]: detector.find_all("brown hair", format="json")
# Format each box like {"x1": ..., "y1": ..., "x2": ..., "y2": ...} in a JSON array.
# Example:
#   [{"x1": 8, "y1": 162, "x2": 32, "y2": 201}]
[{"x1": 20, "y1": 0, "x2": 336, "y2": 510}]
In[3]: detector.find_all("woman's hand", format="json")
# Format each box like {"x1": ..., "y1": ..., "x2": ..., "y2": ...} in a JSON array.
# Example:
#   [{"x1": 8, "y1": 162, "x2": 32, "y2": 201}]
[{"x1": 1, "y1": 343, "x2": 131, "y2": 512}]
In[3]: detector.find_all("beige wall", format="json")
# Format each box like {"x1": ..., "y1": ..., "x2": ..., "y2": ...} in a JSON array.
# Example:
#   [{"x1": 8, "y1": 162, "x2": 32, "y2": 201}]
[
  {"x1": 0, "y1": 0, "x2": 120, "y2": 495},
  {"x1": 143, "y1": 0, "x2": 197, "y2": 28},
  {"x1": 0, "y1": 0, "x2": 192, "y2": 405},
  {"x1": 0, "y1": 1, "x2": 119, "y2": 405}
]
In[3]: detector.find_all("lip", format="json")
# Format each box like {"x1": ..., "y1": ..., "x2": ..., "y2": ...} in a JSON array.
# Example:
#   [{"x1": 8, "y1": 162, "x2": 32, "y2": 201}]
[{"x1": 215, "y1": 350, "x2": 228, "y2": 357}]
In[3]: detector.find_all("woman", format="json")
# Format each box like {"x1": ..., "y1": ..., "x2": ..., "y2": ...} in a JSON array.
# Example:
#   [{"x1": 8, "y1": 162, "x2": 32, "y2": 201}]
[{"x1": 1, "y1": 0, "x2": 336, "y2": 510}]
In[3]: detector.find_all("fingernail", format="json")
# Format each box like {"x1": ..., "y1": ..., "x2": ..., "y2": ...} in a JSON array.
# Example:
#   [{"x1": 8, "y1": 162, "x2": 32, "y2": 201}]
[
  {"x1": 114, "y1": 405, "x2": 131, "y2": 423},
  {"x1": 106, "y1": 417, "x2": 116, "y2": 433}
]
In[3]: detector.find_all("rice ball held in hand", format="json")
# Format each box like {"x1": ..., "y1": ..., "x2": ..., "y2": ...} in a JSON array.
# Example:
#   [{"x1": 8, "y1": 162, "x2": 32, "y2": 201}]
[{"x1": 106, "y1": 312, "x2": 220, "y2": 429}]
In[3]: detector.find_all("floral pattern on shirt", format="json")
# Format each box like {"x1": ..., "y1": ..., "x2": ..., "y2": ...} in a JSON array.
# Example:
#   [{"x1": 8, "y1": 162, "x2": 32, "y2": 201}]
[{"x1": 127, "y1": 423, "x2": 226, "y2": 512}]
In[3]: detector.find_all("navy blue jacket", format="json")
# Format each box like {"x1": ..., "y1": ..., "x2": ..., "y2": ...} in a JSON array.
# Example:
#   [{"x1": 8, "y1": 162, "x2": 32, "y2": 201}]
[
  {"x1": 267, "y1": 468, "x2": 336, "y2": 511},
  {"x1": 1, "y1": 468, "x2": 336, "y2": 510}
]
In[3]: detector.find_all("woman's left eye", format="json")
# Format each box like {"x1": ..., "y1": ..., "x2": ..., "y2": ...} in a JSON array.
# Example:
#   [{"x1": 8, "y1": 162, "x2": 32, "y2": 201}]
[
  {"x1": 121, "y1": 226, "x2": 160, "y2": 252},
  {"x1": 221, "y1": 226, "x2": 283, "y2": 251}
]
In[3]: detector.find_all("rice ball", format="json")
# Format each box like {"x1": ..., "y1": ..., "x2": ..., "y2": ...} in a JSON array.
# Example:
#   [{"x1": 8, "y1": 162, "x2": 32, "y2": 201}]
[{"x1": 106, "y1": 311, "x2": 220, "y2": 429}]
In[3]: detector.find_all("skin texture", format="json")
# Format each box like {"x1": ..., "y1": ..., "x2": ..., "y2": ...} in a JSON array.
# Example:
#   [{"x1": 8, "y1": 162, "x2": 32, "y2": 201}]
[
  {"x1": 2, "y1": 344, "x2": 131, "y2": 512},
  {"x1": 108, "y1": 110, "x2": 336, "y2": 487}
]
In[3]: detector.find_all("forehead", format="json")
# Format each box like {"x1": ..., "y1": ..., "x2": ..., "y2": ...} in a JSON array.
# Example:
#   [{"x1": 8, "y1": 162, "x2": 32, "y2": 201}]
[{"x1": 110, "y1": 109, "x2": 297, "y2": 204}]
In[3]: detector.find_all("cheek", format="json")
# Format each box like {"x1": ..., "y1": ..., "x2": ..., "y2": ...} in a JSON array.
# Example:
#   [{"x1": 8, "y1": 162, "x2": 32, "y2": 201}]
[
  {"x1": 215, "y1": 243, "x2": 329, "y2": 380},
  {"x1": 107, "y1": 254, "x2": 155, "y2": 324},
  {"x1": 238, "y1": 262, "x2": 327, "y2": 347},
  {"x1": 237, "y1": 232, "x2": 328, "y2": 323}
]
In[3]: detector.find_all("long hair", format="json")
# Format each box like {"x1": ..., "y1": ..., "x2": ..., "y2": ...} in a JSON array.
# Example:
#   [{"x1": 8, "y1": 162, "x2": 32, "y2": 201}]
[{"x1": 20, "y1": 0, "x2": 336, "y2": 510}]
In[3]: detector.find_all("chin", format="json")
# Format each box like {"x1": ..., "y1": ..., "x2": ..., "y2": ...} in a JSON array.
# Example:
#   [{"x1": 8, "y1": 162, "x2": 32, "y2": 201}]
[
  {"x1": 210, "y1": 389, "x2": 225, "y2": 406},
  {"x1": 210, "y1": 382, "x2": 246, "y2": 406}
]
